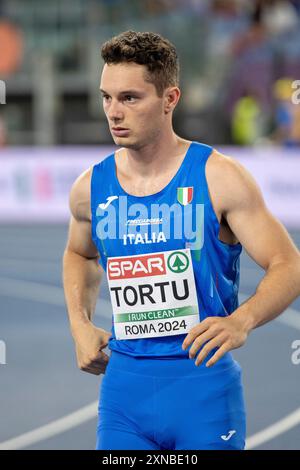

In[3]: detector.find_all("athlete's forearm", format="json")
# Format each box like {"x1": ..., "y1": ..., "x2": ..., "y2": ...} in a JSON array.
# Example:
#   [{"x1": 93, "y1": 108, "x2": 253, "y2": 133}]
[
  {"x1": 62, "y1": 249, "x2": 102, "y2": 332},
  {"x1": 232, "y1": 257, "x2": 300, "y2": 332}
]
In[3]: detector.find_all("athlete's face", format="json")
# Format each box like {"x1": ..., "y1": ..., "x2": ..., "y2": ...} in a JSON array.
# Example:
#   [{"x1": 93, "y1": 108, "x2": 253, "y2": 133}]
[{"x1": 100, "y1": 62, "x2": 177, "y2": 149}]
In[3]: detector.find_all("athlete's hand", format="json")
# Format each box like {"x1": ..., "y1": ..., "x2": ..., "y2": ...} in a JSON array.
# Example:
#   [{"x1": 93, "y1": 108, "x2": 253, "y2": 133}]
[
  {"x1": 182, "y1": 314, "x2": 250, "y2": 367},
  {"x1": 72, "y1": 322, "x2": 111, "y2": 375}
]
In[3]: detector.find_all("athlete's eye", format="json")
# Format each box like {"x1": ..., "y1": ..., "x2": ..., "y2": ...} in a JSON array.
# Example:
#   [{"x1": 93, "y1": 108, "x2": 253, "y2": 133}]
[{"x1": 124, "y1": 95, "x2": 136, "y2": 102}]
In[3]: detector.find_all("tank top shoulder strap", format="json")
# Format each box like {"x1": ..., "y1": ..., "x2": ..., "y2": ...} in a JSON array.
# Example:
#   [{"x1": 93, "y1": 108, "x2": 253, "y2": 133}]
[
  {"x1": 189, "y1": 141, "x2": 214, "y2": 205},
  {"x1": 91, "y1": 152, "x2": 114, "y2": 200},
  {"x1": 91, "y1": 152, "x2": 115, "y2": 185}
]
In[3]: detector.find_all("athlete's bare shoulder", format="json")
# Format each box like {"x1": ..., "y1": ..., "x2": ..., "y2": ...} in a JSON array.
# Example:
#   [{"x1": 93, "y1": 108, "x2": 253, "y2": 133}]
[
  {"x1": 205, "y1": 149, "x2": 299, "y2": 270},
  {"x1": 206, "y1": 148, "x2": 264, "y2": 217},
  {"x1": 69, "y1": 166, "x2": 93, "y2": 223}
]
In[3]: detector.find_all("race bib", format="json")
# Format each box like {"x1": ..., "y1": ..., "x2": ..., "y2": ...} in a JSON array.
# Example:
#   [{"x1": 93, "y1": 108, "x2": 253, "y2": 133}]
[{"x1": 107, "y1": 249, "x2": 200, "y2": 340}]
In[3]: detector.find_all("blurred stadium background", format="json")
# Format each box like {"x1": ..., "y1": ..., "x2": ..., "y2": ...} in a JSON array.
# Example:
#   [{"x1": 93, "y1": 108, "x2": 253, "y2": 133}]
[{"x1": 0, "y1": 0, "x2": 300, "y2": 450}]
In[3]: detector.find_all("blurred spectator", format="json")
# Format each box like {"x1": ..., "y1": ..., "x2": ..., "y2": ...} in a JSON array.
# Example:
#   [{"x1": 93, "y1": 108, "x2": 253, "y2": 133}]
[
  {"x1": 291, "y1": 0, "x2": 300, "y2": 14},
  {"x1": 0, "y1": 21, "x2": 23, "y2": 76},
  {"x1": 262, "y1": 0, "x2": 298, "y2": 36},
  {"x1": 271, "y1": 77, "x2": 300, "y2": 146},
  {"x1": 207, "y1": 1, "x2": 249, "y2": 55},
  {"x1": 231, "y1": 92, "x2": 266, "y2": 145},
  {"x1": 202, "y1": 0, "x2": 249, "y2": 105},
  {"x1": 225, "y1": 0, "x2": 274, "y2": 122},
  {"x1": 0, "y1": 117, "x2": 7, "y2": 147},
  {"x1": 273, "y1": 12, "x2": 300, "y2": 80}
]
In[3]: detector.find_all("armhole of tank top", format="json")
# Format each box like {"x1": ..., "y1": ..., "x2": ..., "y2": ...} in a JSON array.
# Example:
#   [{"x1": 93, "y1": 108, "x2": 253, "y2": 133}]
[
  {"x1": 203, "y1": 148, "x2": 242, "y2": 250},
  {"x1": 90, "y1": 164, "x2": 106, "y2": 270},
  {"x1": 90, "y1": 158, "x2": 113, "y2": 270},
  {"x1": 90, "y1": 164, "x2": 97, "y2": 247}
]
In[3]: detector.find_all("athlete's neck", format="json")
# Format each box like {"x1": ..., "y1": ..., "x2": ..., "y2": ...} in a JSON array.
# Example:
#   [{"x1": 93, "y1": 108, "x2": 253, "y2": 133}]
[{"x1": 119, "y1": 133, "x2": 191, "y2": 178}]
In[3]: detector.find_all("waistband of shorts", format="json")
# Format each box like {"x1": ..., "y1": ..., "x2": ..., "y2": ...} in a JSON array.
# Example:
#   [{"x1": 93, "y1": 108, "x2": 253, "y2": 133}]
[{"x1": 107, "y1": 349, "x2": 241, "y2": 378}]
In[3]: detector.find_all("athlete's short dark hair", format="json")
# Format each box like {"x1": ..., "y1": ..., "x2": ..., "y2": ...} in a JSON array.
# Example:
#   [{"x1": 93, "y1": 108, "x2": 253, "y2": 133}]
[{"x1": 101, "y1": 30, "x2": 180, "y2": 97}]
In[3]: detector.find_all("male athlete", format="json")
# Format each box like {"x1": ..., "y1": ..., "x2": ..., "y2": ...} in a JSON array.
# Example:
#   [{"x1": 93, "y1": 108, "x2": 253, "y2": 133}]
[{"x1": 63, "y1": 31, "x2": 300, "y2": 450}]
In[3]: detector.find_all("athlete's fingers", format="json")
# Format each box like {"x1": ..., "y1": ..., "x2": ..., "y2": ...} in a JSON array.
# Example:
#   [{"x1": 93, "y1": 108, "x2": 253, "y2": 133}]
[
  {"x1": 182, "y1": 318, "x2": 214, "y2": 350},
  {"x1": 81, "y1": 366, "x2": 102, "y2": 376},
  {"x1": 78, "y1": 350, "x2": 109, "y2": 375},
  {"x1": 194, "y1": 334, "x2": 226, "y2": 366},
  {"x1": 188, "y1": 328, "x2": 218, "y2": 359},
  {"x1": 81, "y1": 358, "x2": 109, "y2": 375},
  {"x1": 97, "y1": 350, "x2": 110, "y2": 361},
  {"x1": 206, "y1": 342, "x2": 232, "y2": 368},
  {"x1": 82, "y1": 363, "x2": 108, "y2": 375},
  {"x1": 89, "y1": 351, "x2": 109, "y2": 369}
]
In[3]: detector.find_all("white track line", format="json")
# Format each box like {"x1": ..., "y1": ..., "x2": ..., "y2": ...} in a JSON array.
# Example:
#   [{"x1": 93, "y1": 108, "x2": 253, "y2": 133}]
[
  {"x1": 0, "y1": 277, "x2": 111, "y2": 314},
  {"x1": 0, "y1": 258, "x2": 59, "y2": 271},
  {"x1": 0, "y1": 278, "x2": 300, "y2": 449},
  {"x1": 246, "y1": 407, "x2": 300, "y2": 450},
  {"x1": 276, "y1": 311, "x2": 300, "y2": 331},
  {"x1": 0, "y1": 277, "x2": 68, "y2": 307},
  {"x1": 0, "y1": 401, "x2": 99, "y2": 450}
]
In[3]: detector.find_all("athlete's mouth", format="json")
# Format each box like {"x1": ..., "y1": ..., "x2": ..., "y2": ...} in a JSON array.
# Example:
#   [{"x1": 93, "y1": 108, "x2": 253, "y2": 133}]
[{"x1": 111, "y1": 127, "x2": 130, "y2": 137}]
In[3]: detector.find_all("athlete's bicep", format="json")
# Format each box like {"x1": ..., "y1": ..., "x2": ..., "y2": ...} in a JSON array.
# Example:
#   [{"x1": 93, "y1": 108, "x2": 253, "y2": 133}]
[
  {"x1": 65, "y1": 168, "x2": 99, "y2": 260},
  {"x1": 66, "y1": 215, "x2": 99, "y2": 260},
  {"x1": 222, "y1": 159, "x2": 298, "y2": 270}
]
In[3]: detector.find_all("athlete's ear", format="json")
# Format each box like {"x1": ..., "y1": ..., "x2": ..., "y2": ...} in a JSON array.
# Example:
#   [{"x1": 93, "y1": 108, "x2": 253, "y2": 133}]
[{"x1": 164, "y1": 87, "x2": 181, "y2": 114}]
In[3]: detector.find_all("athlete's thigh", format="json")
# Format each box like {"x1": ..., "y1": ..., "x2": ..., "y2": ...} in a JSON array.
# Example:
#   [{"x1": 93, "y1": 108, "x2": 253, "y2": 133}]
[
  {"x1": 165, "y1": 366, "x2": 246, "y2": 450},
  {"x1": 96, "y1": 427, "x2": 160, "y2": 450},
  {"x1": 96, "y1": 358, "x2": 159, "y2": 450}
]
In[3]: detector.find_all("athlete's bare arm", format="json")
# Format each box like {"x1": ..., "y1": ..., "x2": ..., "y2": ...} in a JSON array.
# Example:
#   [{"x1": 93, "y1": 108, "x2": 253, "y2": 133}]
[
  {"x1": 63, "y1": 168, "x2": 111, "y2": 375},
  {"x1": 182, "y1": 150, "x2": 300, "y2": 367}
]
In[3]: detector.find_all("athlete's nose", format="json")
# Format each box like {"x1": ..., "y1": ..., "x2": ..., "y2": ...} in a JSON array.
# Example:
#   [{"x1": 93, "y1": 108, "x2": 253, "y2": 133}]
[{"x1": 107, "y1": 98, "x2": 124, "y2": 122}]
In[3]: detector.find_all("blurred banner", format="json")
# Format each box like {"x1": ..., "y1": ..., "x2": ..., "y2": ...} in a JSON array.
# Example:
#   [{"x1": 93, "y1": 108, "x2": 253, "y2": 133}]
[
  {"x1": 0, "y1": 146, "x2": 299, "y2": 227},
  {"x1": 0, "y1": 146, "x2": 112, "y2": 222}
]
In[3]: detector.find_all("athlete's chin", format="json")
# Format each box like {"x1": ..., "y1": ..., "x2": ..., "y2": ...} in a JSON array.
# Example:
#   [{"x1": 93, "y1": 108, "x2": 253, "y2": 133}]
[
  {"x1": 113, "y1": 136, "x2": 142, "y2": 150},
  {"x1": 112, "y1": 135, "x2": 131, "y2": 145}
]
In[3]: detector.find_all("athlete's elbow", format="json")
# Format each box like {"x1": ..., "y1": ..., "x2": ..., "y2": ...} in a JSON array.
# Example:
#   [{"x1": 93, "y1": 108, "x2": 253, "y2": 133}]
[{"x1": 270, "y1": 253, "x2": 300, "y2": 294}]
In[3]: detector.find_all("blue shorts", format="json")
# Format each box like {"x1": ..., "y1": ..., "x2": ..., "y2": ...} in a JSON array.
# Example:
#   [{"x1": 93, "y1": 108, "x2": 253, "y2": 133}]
[{"x1": 96, "y1": 350, "x2": 246, "y2": 450}]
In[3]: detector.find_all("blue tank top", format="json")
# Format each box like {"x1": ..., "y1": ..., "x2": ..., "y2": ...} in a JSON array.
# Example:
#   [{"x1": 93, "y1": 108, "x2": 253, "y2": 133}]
[{"x1": 91, "y1": 141, "x2": 242, "y2": 360}]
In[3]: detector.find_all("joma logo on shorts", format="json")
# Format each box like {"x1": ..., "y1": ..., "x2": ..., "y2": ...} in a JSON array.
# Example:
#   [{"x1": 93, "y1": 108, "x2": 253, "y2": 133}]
[{"x1": 221, "y1": 430, "x2": 236, "y2": 441}]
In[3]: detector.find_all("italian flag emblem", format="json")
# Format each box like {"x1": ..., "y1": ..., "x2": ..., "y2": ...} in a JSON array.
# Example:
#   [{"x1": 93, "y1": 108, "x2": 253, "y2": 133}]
[{"x1": 177, "y1": 187, "x2": 193, "y2": 206}]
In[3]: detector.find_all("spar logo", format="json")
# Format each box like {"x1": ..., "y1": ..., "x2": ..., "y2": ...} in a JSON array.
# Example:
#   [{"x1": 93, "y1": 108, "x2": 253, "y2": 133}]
[
  {"x1": 167, "y1": 251, "x2": 189, "y2": 273},
  {"x1": 108, "y1": 253, "x2": 166, "y2": 280}
]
